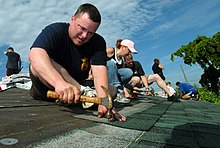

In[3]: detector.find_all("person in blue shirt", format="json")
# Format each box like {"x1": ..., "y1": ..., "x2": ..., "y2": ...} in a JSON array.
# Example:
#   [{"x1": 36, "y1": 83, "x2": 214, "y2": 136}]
[{"x1": 176, "y1": 82, "x2": 199, "y2": 100}]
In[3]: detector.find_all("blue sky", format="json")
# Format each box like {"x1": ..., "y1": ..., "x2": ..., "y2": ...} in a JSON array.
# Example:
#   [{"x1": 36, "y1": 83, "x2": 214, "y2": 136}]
[{"x1": 0, "y1": 0, "x2": 220, "y2": 90}]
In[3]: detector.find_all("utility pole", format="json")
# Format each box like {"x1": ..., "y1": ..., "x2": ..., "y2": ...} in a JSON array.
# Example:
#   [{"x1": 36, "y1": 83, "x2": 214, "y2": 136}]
[{"x1": 180, "y1": 64, "x2": 188, "y2": 83}]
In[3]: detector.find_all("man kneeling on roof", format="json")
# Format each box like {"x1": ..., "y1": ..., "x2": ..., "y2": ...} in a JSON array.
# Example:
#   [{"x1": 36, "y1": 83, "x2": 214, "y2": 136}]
[{"x1": 124, "y1": 54, "x2": 180, "y2": 102}]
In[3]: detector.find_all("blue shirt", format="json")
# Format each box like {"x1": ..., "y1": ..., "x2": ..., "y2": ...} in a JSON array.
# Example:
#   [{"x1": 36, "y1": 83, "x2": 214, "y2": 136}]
[{"x1": 179, "y1": 83, "x2": 198, "y2": 94}]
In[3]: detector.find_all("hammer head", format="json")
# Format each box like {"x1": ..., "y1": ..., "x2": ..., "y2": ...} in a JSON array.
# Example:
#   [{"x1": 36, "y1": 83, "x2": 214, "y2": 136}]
[{"x1": 101, "y1": 86, "x2": 114, "y2": 119}]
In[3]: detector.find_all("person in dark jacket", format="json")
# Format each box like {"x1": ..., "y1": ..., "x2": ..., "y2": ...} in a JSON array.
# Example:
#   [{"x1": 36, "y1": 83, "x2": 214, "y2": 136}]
[
  {"x1": 152, "y1": 58, "x2": 166, "y2": 96},
  {"x1": 152, "y1": 58, "x2": 165, "y2": 80},
  {"x1": 4, "y1": 47, "x2": 22, "y2": 76}
]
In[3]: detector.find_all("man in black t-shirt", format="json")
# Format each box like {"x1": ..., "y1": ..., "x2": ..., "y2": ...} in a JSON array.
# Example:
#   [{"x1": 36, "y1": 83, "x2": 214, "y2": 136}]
[
  {"x1": 124, "y1": 54, "x2": 180, "y2": 102},
  {"x1": 4, "y1": 47, "x2": 22, "y2": 76},
  {"x1": 152, "y1": 58, "x2": 167, "y2": 96},
  {"x1": 29, "y1": 3, "x2": 126, "y2": 121},
  {"x1": 152, "y1": 58, "x2": 166, "y2": 80}
]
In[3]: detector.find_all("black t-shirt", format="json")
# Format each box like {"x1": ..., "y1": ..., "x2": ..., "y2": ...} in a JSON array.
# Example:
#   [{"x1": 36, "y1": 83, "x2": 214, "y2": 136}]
[
  {"x1": 6, "y1": 52, "x2": 20, "y2": 69},
  {"x1": 31, "y1": 22, "x2": 107, "y2": 85},
  {"x1": 152, "y1": 63, "x2": 165, "y2": 80},
  {"x1": 126, "y1": 61, "x2": 145, "y2": 77}
]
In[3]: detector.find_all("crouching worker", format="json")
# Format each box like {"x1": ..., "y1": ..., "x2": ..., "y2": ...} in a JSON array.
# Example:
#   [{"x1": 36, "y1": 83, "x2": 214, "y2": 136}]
[
  {"x1": 28, "y1": 3, "x2": 126, "y2": 121},
  {"x1": 124, "y1": 54, "x2": 180, "y2": 102},
  {"x1": 176, "y1": 82, "x2": 199, "y2": 101}
]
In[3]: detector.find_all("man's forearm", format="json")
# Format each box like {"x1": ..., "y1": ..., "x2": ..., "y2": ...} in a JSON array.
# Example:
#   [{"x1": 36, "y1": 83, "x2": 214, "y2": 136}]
[
  {"x1": 159, "y1": 64, "x2": 164, "y2": 70},
  {"x1": 141, "y1": 75, "x2": 149, "y2": 89},
  {"x1": 179, "y1": 92, "x2": 183, "y2": 98},
  {"x1": 19, "y1": 58, "x2": 22, "y2": 68},
  {"x1": 92, "y1": 65, "x2": 108, "y2": 98},
  {"x1": 29, "y1": 48, "x2": 65, "y2": 88}
]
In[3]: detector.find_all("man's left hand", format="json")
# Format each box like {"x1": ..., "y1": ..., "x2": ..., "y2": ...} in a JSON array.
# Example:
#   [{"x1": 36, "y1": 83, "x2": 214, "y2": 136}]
[
  {"x1": 98, "y1": 105, "x2": 126, "y2": 122},
  {"x1": 145, "y1": 91, "x2": 151, "y2": 96}
]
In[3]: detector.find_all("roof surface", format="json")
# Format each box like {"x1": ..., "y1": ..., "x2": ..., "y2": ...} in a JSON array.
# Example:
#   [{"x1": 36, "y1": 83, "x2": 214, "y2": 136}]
[{"x1": 0, "y1": 88, "x2": 220, "y2": 148}]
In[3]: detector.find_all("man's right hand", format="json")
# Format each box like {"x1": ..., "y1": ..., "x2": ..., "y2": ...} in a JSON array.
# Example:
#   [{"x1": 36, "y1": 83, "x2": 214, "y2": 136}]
[{"x1": 55, "y1": 82, "x2": 81, "y2": 104}]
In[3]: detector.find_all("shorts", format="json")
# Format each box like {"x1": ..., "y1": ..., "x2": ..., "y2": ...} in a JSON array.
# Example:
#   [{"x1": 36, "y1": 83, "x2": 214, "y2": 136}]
[
  {"x1": 29, "y1": 67, "x2": 52, "y2": 101},
  {"x1": 6, "y1": 68, "x2": 20, "y2": 76},
  {"x1": 184, "y1": 91, "x2": 198, "y2": 97},
  {"x1": 158, "y1": 74, "x2": 166, "y2": 80}
]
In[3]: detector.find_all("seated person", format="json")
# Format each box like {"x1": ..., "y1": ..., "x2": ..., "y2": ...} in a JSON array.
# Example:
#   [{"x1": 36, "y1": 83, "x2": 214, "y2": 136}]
[
  {"x1": 176, "y1": 82, "x2": 199, "y2": 100},
  {"x1": 106, "y1": 39, "x2": 138, "y2": 103},
  {"x1": 166, "y1": 82, "x2": 176, "y2": 95},
  {"x1": 28, "y1": 4, "x2": 126, "y2": 121},
  {"x1": 124, "y1": 54, "x2": 180, "y2": 102}
]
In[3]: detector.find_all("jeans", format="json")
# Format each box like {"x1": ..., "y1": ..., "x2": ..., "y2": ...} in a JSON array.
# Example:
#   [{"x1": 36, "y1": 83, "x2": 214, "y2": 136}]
[{"x1": 106, "y1": 60, "x2": 133, "y2": 89}]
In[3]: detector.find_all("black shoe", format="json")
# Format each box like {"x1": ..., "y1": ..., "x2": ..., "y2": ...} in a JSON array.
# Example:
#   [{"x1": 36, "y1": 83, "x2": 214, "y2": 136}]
[
  {"x1": 167, "y1": 95, "x2": 181, "y2": 102},
  {"x1": 195, "y1": 94, "x2": 200, "y2": 101}
]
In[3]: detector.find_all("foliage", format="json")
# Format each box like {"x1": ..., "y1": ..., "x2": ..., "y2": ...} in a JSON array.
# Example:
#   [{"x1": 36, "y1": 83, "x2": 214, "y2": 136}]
[
  {"x1": 171, "y1": 32, "x2": 220, "y2": 94},
  {"x1": 197, "y1": 86, "x2": 220, "y2": 104}
]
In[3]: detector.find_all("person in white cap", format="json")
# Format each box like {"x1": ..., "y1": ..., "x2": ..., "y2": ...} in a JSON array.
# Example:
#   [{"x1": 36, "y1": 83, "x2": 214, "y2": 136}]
[{"x1": 106, "y1": 39, "x2": 137, "y2": 103}]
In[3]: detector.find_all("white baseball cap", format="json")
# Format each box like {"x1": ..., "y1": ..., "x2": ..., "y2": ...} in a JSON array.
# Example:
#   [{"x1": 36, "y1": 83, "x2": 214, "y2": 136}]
[{"x1": 121, "y1": 39, "x2": 137, "y2": 54}]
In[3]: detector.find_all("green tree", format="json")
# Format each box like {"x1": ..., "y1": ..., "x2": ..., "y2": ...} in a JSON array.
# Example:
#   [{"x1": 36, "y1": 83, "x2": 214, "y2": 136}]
[{"x1": 171, "y1": 32, "x2": 220, "y2": 94}]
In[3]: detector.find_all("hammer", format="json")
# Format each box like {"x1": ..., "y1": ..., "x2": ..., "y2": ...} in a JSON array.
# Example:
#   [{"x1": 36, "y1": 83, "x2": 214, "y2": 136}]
[{"x1": 47, "y1": 86, "x2": 113, "y2": 119}]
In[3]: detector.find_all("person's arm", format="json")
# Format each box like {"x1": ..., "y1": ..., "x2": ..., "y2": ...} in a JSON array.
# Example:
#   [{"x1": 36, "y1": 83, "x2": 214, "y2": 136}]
[
  {"x1": 92, "y1": 65, "x2": 108, "y2": 98},
  {"x1": 18, "y1": 56, "x2": 22, "y2": 70},
  {"x1": 29, "y1": 48, "x2": 80, "y2": 103},
  {"x1": 134, "y1": 61, "x2": 150, "y2": 95},
  {"x1": 106, "y1": 47, "x2": 114, "y2": 58},
  {"x1": 158, "y1": 63, "x2": 164, "y2": 70},
  {"x1": 140, "y1": 75, "x2": 150, "y2": 95},
  {"x1": 4, "y1": 51, "x2": 8, "y2": 55},
  {"x1": 92, "y1": 64, "x2": 126, "y2": 121},
  {"x1": 179, "y1": 91, "x2": 183, "y2": 98},
  {"x1": 91, "y1": 65, "x2": 109, "y2": 117},
  {"x1": 87, "y1": 68, "x2": 93, "y2": 80}
]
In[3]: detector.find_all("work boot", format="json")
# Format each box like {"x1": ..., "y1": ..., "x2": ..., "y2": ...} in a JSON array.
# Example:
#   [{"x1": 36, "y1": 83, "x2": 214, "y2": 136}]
[
  {"x1": 114, "y1": 93, "x2": 131, "y2": 104},
  {"x1": 192, "y1": 94, "x2": 200, "y2": 101},
  {"x1": 82, "y1": 86, "x2": 96, "y2": 109},
  {"x1": 195, "y1": 94, "x2": 200, "y2": 101},
  {"x1": 167, "y1": 95, "x2": 181, "y2": 102}
]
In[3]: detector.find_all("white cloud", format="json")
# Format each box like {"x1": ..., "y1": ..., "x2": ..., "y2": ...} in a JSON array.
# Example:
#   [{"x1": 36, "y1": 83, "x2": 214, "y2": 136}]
[
  {"x1": 0, "y1": 0, "x2": 219, "y2": 80},
  {"x1": 0, "y1": 0, "x2": 174, "y2": 63}
]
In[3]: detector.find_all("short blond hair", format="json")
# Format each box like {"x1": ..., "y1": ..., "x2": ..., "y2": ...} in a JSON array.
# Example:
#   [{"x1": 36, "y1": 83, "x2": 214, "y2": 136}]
[{"x1": 124, "y1": 54, "x2": 133, "y2": 61}]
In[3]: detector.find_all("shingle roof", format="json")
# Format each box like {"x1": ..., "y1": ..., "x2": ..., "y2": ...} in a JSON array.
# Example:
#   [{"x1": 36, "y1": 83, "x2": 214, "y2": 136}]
[{"x1": 0, "y1": 88, "x2": 220, "y2": 147}]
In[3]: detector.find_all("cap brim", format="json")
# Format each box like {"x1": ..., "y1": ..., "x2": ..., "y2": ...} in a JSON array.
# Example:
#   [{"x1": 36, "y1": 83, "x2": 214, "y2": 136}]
[{"x1": 128, "y1": 48, "x2": 138, "y2": 54}]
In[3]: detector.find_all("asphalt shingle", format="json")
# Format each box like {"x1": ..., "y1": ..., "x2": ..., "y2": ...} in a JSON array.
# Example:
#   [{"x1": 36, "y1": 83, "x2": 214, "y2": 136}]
[{"x1": 0, "y1": 88, "x2": 220, "y2": 148}]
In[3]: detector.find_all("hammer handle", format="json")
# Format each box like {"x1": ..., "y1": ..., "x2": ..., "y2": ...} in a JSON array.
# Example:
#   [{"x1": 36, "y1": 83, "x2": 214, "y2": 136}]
[{"x1": 47, "y1": 90, "x2": 101, "y2": 104}]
